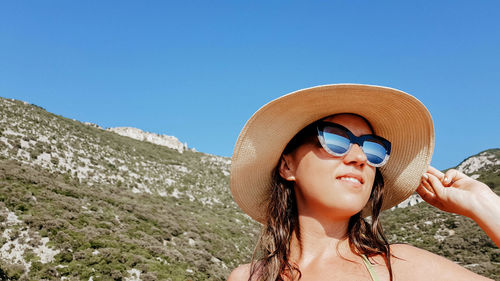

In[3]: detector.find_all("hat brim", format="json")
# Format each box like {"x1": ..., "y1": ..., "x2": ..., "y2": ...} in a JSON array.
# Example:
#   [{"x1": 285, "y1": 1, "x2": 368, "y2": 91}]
[{"x1": 231, "y1": 84, "x2": 434, "y2": 223}]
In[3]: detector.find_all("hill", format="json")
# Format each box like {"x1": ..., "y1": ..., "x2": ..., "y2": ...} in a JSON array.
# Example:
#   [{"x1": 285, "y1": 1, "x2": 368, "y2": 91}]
[
  {"x1": 0, "y1": 97, "x2": 259, "y2": 280},
  {"x1": 0, "y1": 96, "x2": 498, "y2": 280},
  {"x1": 381, "y1": 148, "x2": 500, "y2": 280}
]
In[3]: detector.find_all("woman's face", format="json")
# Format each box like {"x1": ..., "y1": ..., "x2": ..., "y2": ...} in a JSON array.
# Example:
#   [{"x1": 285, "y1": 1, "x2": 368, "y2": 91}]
[{"x1": 280, "y1": 114, "x2": 376, "y2": 220}]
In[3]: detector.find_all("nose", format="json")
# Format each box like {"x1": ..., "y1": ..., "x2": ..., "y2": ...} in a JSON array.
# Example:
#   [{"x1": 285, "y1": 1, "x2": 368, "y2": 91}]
[{"x1": 343, "y1": 144, "x2": 368, "y2": 167}]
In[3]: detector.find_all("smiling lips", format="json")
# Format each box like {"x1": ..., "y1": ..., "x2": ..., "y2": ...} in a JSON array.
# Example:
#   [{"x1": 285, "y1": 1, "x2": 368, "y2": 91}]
[{"x1": 336, "y1": 173, "x2": 364, "y2": 185}]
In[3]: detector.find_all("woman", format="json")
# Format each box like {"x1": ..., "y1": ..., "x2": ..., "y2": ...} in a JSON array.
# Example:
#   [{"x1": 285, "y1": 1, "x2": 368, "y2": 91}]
[{"x1": 228, "y1": 84, "x2": 500, "y2": 281}]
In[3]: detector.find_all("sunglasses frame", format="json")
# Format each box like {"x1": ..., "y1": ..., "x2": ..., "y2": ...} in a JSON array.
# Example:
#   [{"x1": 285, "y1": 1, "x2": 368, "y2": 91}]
[{"x1": 316, "y1": 121, "x2": 392, "y2": 167}]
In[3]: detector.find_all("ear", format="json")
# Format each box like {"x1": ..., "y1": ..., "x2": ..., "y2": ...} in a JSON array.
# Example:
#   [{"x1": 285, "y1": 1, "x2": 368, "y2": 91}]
[{"x1": 279, "y1": 154, "x2": 296, "y2": 181}]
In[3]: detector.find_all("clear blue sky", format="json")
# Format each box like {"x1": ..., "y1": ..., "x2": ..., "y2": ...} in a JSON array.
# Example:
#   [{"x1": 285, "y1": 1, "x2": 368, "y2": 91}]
[{"x1": 1, "y1": 1, "x2": 499, "y2": 170}]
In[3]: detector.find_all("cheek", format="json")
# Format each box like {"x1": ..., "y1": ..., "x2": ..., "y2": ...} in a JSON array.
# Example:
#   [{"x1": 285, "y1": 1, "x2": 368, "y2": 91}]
[
  {"x1": 361, "y1": 169, "x2": 376, "y2": 203},
  {"x1": 365, "y1": 168, "x2": 376, "y2": 186},
  {"x1": 293, "y1": 153, "x2": 336, "y2": 188}
]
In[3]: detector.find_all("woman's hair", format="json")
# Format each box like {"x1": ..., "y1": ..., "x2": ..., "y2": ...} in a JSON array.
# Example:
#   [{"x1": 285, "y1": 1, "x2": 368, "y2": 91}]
[{"x1": 248, "y1": 117, "x2": 393, "y2": 281}]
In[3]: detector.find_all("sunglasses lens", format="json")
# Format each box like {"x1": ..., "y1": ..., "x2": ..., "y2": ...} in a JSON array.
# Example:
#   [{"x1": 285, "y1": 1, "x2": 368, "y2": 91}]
[
  {"x1": 318, "y1": 122, "x2": 390, "y2": 167},
  {"x1": 363, "y1": 140, "x2": 388, "y2": 165},
  {"x1": 321, "y1": 127, "x2": 350, "y2": 155}
]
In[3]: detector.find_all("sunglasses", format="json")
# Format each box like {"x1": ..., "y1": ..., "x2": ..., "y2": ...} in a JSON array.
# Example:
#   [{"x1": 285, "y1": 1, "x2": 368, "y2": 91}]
[{"x1": 316, "y1": 121, "x2": 391, "y2": 167}]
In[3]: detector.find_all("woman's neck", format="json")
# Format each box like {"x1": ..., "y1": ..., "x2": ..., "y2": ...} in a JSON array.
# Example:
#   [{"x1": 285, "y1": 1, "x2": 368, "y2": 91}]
[{"x1": 289, "y1": 214, "x2": 353, "y2": 267}]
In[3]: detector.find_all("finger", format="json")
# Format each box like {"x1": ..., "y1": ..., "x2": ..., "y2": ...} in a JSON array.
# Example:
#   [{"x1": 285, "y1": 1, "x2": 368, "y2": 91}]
[
  {"x1": 417, "y1": 183, "x2": 436, "y2": 202},
  {"x1": 443, "y1": 169, "x2": 458, "y2": 186},
  {"x1": 427, "y1": 166, "x2": 445, "y2": 180},
  {"x1": 443, "y1": 168, "x2": 467, "y2": 185},
  {"x1": 425, "y1": 173, "x2": 446, "y2": 198},
  {"x1": 420, "y1": 176, "x2": 438, "y2": 199},
  {"x1": 417, "y1": 182, "x2": 444, "y2": 210},
  {"x1": 420, "y1": 175, "x2": 435, "y2": 194}
]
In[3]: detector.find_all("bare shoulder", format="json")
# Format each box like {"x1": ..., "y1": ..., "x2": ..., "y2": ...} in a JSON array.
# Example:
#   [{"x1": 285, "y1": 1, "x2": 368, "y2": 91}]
[
  {"x1": 227, "y1": 263, "x2": 251, "y2": 281},
  {"x1": 389, "y1": 244, "x2": 492, "y2": 281}
]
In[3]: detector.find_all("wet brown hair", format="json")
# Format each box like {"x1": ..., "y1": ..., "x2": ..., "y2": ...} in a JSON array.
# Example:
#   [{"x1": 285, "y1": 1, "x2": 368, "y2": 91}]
[{"x1": 248, "y1": 115, "x2": 393, "y2": 281}]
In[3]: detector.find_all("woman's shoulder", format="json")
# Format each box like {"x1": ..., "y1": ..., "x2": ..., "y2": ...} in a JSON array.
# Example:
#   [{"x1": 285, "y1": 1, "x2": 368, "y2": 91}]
[
  {"x1": 389, "y1": 243, "x2": 492, "y2": 280},
  {"x1": 227, "y1": 263, "x2": 251, "y2": 281}
]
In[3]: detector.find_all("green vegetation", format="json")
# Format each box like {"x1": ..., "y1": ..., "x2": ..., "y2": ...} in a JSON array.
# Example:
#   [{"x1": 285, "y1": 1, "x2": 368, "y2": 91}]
[
  {"x1": 0, "y1": 97, "x2": 259, "y2": 280},
  {"x1": 0, "y1": 97, "x2": 498, "y2": 280},
  {"x1": 382, "y1": 202, "x2": 500, "y2": 279},
  {"x1": 382, "y1": 149, "x2": 500, "y2": 280},
  {"x1": 0, "y1": 159, "x2": 258, "y2": 280}
]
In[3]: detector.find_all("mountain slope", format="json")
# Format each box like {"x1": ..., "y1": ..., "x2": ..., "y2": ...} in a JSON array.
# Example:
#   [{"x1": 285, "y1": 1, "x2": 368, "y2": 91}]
[
  {"x1": 0, "y1": 97, "x2": 259, "y2": 280},
  {"x1": 381, "y1": 148, "x2": 500, "y2": 280},
  {"x1": 0, "y1": 97, "x2": 498, "y2": 280}
]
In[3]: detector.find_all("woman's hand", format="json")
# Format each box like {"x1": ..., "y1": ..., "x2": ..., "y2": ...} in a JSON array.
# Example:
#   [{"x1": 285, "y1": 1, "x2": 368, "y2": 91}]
[
  {"x1": 417, "y1": 166, "x2": 490, "y2": 217},
  {"x1": 417, "y1": 165, "x2": 500, "y2": 247}
]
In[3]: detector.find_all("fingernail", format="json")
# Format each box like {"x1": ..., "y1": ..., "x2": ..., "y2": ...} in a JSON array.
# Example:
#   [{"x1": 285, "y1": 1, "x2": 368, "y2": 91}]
[
  {"x1": 444, "y1": 176, "x2": 449, "y2": 183},
  {"x1": 422, "y1": 174, "x2": 429, "y2": 180}
]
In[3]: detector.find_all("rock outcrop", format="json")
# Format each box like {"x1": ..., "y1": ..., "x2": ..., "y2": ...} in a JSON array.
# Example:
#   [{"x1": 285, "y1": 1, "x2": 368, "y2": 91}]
[
  {"x1": 107, "y1": 127, "x2": 188, "y2": 153},
  {"x1": 457, "y1": 150, "x2": 500, "y2": 174}
]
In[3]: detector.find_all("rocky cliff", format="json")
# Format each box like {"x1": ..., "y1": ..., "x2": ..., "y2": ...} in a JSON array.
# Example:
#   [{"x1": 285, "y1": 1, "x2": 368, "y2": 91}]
[{"x1": 106, "y1": 127, "x2": 188, "y2": 153}]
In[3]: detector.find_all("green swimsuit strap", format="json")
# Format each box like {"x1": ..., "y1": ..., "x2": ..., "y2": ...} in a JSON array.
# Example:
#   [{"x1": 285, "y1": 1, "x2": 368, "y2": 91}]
[{"x1": 361, "y1": 254, "x2": 381, "y2": 281}]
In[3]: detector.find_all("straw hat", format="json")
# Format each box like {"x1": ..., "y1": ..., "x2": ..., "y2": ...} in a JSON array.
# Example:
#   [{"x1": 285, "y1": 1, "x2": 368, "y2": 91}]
[{"x1": 230, "y1": 84, "x2": 434, "y2": 223}]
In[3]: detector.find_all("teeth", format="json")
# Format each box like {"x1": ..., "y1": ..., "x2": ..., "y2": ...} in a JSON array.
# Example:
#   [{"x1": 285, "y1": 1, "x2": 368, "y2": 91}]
[{"x1": 339, "y1": 177, "x2": 361, "y2": 184}]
